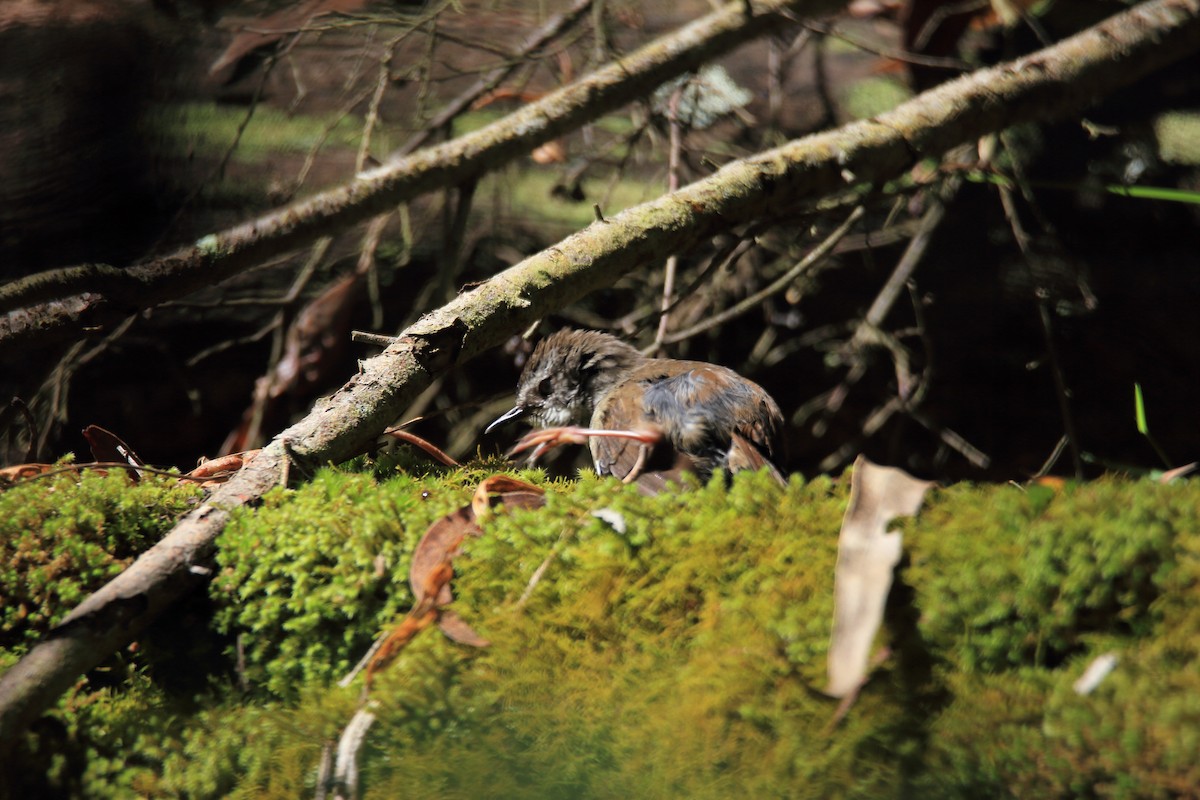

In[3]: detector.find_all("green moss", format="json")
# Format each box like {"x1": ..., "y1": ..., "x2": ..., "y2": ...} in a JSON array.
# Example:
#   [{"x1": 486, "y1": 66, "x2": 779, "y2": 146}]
[
  {"x1": 211, "y1": 462, "x2": 548, "y2": 697},
  {"x1": 0, "y1": 469, "x2": 202, "y2": 797},
  {"x1": 7, "y1": 465, "x2": 1200, "y2": 797},
  {"x1": 906, "y1": 479, "x2": 1194, "y2": 672},
  {"x1": 0, "y1": 468, "x2": 202, "y2": 650}
]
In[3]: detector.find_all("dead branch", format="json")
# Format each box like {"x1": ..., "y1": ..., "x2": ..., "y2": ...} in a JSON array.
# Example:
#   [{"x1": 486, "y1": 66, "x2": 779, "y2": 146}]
[
  {"x1": 0, "y1": 0, "x2": 842, "y2": 349},
  {"x1": 1, "y1": 0, "x2": 1198, "y2": 751}
]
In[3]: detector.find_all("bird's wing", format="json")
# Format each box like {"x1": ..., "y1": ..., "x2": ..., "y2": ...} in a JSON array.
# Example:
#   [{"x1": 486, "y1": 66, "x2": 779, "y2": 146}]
[
  {"x1": 641, "y1": 363, "x2": 784, "y2": 460},
  {"x1": 592, "y1": 363, "x2": 785, "y2": 492},
  {"x1": 589, "y1": 377, "x2": 688, "y2": 494}
]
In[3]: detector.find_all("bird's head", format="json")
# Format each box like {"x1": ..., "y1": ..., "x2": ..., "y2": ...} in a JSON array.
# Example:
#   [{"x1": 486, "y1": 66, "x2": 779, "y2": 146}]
[{"x1": 486, "y1": 329, "x2": 643, "y2": 432}]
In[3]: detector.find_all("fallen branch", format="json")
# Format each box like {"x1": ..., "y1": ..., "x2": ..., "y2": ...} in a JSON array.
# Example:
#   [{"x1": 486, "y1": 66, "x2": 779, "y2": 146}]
[
  {"x1": 0, "y1": 0, "x2": 843, "y2": 348},
  {"x1": 1, "y1": 0, "x2": 1198, "y2": 750}
]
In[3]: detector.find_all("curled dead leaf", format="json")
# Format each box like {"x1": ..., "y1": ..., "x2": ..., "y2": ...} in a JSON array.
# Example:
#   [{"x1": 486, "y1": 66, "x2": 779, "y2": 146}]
[
  {"x1": 471, "y1": 475, "x2": 545, "y2": 523},
  {"x1": 436, "y1": 611, "x2": 491, "y2": 648},
  {"x1": 383, "y1": 429, "x2": 459, "y2": 467},
  {"x1": 82, "y1": 424, "x2": 144, "y2": 481},
  {"x1": 410, "y1": 506, "x2": 480, "y2": 605},
  {"x1": 366, "y1": 476, "x2": 547, "y2": 689},
  {"x1": 189, "y1": 450, "x2": 261, "y2": 487},
  {"x1": 364, "y1": 604, "x2": 440, "y2": 686}
]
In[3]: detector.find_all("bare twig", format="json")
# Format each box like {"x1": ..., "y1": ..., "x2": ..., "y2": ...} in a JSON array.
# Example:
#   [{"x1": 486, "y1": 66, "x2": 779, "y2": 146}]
[
  {"x1": 397, "y1": 0, "x2": 594, "y2": 156},
  {"x1": 861, "y1": 177, "x2": 960, "y2": 333},
  {"x1": 659, "y1": 204, "x2": 865, "y2": 345},
  {"x1": 340, "y1": 637, "x2": 386, "y2": 688},
  {"x1": 993, "y1": 149, "x2": 1084, "y2": 478},
  {"x1": 820, "y1": 176, "x2": 993, "y2": 471},
  {"x1": 823, "y1": 178, "x2": 957, "y2": 421},
  {"x1": 359, "y1": 216, "x2": 389, "y2": 330},
  {"x1": 652, "y1": 85, "x2": 687, "y2": 355},
  {"x1": 314, "y1": 740, "x2": 334, "y2": 800},
  {"x1": 333, "y1": 707, "x2": 376, "y2": 799},
  {"x1": 1036, "y1": 295, "x2": 1084, "y2": 478},
  {"x1": 800, "y1": 17, "x2": 969, "y2": 72}
]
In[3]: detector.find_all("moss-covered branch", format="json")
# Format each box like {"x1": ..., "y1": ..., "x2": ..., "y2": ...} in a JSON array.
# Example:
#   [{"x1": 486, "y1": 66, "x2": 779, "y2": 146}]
[
  {"x1": 2, "y1": 0, "x2": 1200, "y2": 750},
  {"x1": 0, "y1": 0, "x2": 847, "y2": 347}
]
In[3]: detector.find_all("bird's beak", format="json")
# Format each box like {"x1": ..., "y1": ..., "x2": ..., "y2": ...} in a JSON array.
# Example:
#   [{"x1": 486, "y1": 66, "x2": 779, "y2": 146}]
[{"x1": 485, "y1": 405, "x2": 525, "y2": 434}]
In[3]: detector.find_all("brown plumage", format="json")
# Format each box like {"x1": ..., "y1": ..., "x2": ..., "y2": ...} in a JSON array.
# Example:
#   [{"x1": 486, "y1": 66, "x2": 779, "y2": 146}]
[{"x1": 486, "y1": 329, "x2": 786, "y2": 493}]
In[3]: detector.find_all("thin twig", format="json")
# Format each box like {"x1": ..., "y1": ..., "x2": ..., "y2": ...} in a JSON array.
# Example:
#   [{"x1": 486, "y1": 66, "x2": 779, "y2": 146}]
[
  {"x1": 340, "y1": 636, "x2": 386, "y2": 688},
  {"x1": 659, "y1": 205, "x2": 864, "y2": 345},
  {"x1": 291, "y1": 84, "x2": 376, "y2": 195},
  {"x1": 186, "y1": 244, "x2": 326, "y2": 368},
  {"x1": 397, "y1": 0, "x2": 593, "y2": 156},
  {"x1": 2, "y1": 462, "x2": 217, "y2": 488},
  {"x1": 824, "y1": 177, "x2": 958, "y2": 417},
  {"x1": 1033, "y1": 435, "x2": 1069, "y2": 479},
  {"x1": 993, "y1": 150, "x2": 1083, "y2": 478},
  {"x1": 1037, "y1": 296, "x2": 1083, "y2": 477},
  {"x1": 861, "y1": 182, "x2": 957, "y2": 332},
  {"x1": 653, "y1": 85, "x2": 687, "y2": 355},
  {"x1": 799, "y1": 18, "x2": 969, "y2": 72},
  {"x1": 314, "y1": 740, "x2": 334, "y2": 800},
  {"x1": 908, "y1": 410, "x2": 991, "y2": 469},
  {"x1": 516, "y1": 527, "x2": 573, "y2": 609},
  {"x1": 358, "y1": 216, "x2": 389, "y2": 330}
]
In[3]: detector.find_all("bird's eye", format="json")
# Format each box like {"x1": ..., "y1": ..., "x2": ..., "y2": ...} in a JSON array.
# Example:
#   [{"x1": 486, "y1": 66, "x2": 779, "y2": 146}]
[{"x1": 537, "y1": 377, "x2": 553, "y2": 397}]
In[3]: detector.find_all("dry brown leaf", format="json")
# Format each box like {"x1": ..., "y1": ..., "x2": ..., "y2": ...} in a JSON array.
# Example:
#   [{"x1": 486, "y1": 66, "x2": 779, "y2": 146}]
[
  {"x1": 435, "y1": 611, "x2": 491, "y2": 648},
  {"x1": 0, "y1": 463, "x2": 56, "y2": 485},
  {"x1": 409, "y1": 506, "x2": 480, "y2": 606},
  {"x1": 364, "y1": 593, "x2": 443, "y2": 686},
  {"x1": 82, "y1": 424, "x2": 144, "y2": 480},
  {"x1": 363, "y1": 476, "x2": 548, "y2": 687},
  {"x1": 471, "y1": 475, "x2": 545, "y2": 523},
  {"x1": 188, "y1": 449, "x2": 261, "y2": 488},
  {"x1": 827, "y1": 455, "x2": 932, "y2": 699}
]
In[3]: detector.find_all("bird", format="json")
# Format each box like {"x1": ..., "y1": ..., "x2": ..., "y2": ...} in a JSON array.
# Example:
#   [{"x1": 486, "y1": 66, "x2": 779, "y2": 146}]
[{"x1": 486, "y1": 328, "x2": 786, "y2": 494}]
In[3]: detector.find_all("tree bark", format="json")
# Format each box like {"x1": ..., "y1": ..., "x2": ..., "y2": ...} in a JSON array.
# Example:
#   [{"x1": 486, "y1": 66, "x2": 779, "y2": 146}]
[
  {"x1": 1, "y1": 0, "x2": 1198, "y2": 751},
  {"x1": 0, "y1": 0, "x2": 847, "y2": 349}
]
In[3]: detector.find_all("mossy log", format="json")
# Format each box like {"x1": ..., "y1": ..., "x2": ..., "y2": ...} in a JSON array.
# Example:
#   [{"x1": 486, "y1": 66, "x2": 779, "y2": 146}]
[{"x1": 3, "y1": 464, "x2": 1197, "y2": 797}]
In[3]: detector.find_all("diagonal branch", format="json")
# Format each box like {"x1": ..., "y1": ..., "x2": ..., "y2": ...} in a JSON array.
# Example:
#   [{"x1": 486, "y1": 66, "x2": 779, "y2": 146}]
[
  {"x1": 1, "y1": 0, "x2": 1198, "y2": 750},
  {"x1": 0, "y1": 0, "x2": 845, "y2": 349}
]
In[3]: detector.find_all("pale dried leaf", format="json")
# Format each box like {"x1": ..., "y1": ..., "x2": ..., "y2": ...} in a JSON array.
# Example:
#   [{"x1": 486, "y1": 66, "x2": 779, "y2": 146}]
[{"x1": 827, "y1": 455, "x2": 932, "y2": 698}]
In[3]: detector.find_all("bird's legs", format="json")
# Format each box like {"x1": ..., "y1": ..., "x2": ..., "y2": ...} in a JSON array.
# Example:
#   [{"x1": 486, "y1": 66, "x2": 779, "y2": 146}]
[{"x1": 508, "y1": 427, "x2": 662, "y2": 481}]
